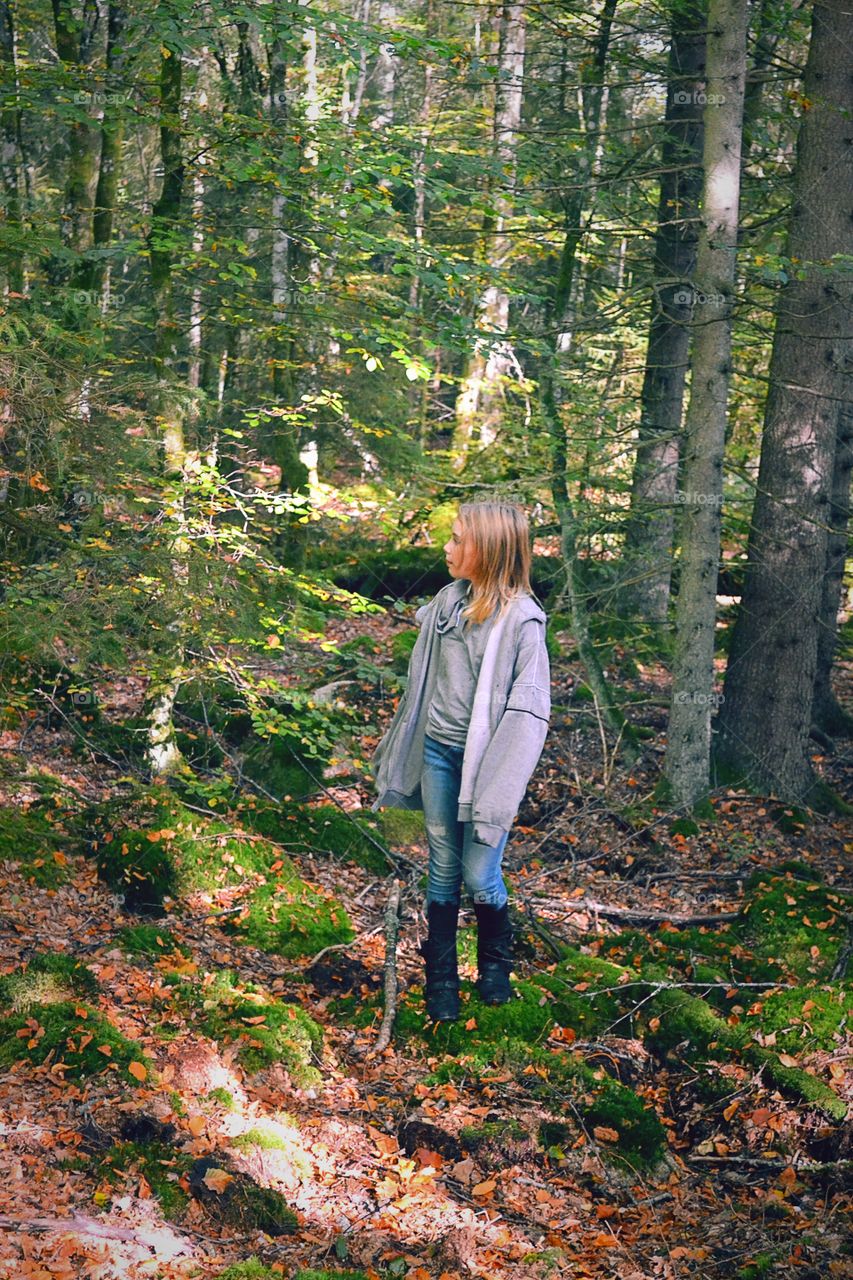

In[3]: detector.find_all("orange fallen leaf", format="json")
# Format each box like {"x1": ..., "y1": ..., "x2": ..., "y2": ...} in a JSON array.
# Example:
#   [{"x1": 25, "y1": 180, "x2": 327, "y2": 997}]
[
  {"x1": 187, "y1": 1115, "x2": 206, "y2": 1136},
  {"x1": 472, "y1": 1178, "x2": 496, "y2": 1196},
  {"x1": 97, "y1": 1044, "x2": 113, "y2": 1057},
  {"x1": 593, "y1": 1125, "x2": 619, "y2": 1143},
  {"x1": 128, "y1": 1061, "x2": 147, "y2": 1082},
  {"x1": 202, "y1": 1166, "x2": 234, "y2": 1193}
]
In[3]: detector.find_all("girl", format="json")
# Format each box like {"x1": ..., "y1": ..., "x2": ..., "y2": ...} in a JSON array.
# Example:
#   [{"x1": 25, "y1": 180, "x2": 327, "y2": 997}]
[{"x1": 370, "y1": 501, "x2": 551, "y2": 1022}]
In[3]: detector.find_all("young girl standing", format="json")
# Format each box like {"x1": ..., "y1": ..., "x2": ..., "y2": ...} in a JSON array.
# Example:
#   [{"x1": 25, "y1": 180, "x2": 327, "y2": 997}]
[{"x1": 371, "y1": 502, "x2": 551, "y2": 1022}]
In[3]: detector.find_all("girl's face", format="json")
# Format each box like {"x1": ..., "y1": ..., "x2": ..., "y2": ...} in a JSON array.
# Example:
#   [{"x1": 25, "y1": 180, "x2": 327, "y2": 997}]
[{"x1": 444, "y1": 518, "x2": 480, "y2": 583}]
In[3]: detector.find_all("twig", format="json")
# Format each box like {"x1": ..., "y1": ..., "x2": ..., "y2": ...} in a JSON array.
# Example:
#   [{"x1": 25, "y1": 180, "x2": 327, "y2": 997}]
[{"x1": 365, "y1": 879, "x2": 402, "y2": 1057}]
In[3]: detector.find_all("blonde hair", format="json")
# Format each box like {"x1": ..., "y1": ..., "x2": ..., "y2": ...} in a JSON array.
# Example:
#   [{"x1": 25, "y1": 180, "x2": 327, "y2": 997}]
[{"x1": 456, "y1": 501, "x2": 534, "y2": 627}]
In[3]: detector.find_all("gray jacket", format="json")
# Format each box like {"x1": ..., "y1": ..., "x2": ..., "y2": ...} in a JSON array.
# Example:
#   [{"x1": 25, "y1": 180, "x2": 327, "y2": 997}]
[{"x1": 369, "y1": 579, "x2": 551, "y2": 844}]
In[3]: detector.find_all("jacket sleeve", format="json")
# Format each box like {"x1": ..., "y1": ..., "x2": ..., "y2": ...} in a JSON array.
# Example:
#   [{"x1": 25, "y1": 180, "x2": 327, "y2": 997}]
[
  {"x1": 370, "y1": 592, "x2": 436, "y2": 776},
  {"x1": 470, "y1": 617, "x2": 551, "y2": 844}
]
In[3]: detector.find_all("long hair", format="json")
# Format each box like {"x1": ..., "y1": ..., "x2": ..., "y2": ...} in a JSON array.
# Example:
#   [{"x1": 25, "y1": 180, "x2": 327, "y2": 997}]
[{"x1": 456, "y1": 501, "x2": 534, "y2": 627}]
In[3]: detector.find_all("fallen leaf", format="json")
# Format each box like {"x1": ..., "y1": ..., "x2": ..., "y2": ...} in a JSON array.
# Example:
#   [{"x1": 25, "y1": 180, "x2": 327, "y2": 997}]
[
  {"x1": 202, "y1": 1166, "x2": 234, "y2": 1194},
  {"x1": 128, "y1": 1061, "x2": 147, "y2": 1082}
]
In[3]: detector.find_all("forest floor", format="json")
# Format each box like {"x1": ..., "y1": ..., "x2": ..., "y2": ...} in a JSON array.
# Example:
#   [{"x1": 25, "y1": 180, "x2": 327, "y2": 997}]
[{"x1": 0, "y1": 597, "x2": 851, "y2": 1280}]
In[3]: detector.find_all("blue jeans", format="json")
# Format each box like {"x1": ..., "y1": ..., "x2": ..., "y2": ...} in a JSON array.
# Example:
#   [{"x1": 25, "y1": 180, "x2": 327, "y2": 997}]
[{"x1": 421, "y1": 732, "x2": 509, "y2": 908}]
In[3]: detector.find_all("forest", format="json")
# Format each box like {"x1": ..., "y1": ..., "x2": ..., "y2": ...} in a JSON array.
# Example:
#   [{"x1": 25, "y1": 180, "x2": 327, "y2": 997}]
[{"x1": 0, "y1": 0, "x2": 851, "y2": 1276}]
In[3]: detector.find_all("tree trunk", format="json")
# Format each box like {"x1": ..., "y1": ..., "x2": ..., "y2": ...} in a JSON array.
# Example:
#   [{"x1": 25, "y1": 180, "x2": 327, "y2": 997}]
[
  {"x1": 453, "y1": 1, "x2": 527, "y2": 466},
  {"x1": 0, "y1": 0, "x2": 24, "y2": 294},
  {"x1": 267, "y1": 19, "x2": 310, "y2": 572},
  {"x1": 812, "y1": 403, "x2": 853, "y2": 737},
  {"x1": 541, "y1": 0, "x2": 640, "y2": 763},
  {"x1": 617, "y1": 0, "x2": 706, "y2": 622},
  {"x1": 52, "y1": 0, "x2": 100, "y2": 265},
  {"x1": 142, "y1": 11, "x2": 190, "y2": 780},
  {"x1": 714, "y1": 0, "x2": 853, "y2": 804},
  {"x1": 663, "y1": 0, "x2": 748, "y2": 810},
  {"x1": 85, "y1": 0, "x2": 128, "y2": 304}
]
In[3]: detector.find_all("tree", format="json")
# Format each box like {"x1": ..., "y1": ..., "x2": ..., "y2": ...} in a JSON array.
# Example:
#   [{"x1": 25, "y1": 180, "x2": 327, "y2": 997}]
[
  {"x1": 453, "y1": 0, "x2": 527, "y2": 467},
  {"x1": 713, "y1": 0, "x2": 853, "y2": 805},
  {"x1": 617, "y1": 0, "x2": 705, "y2": 623},
  {"x1": 663, "y1": 0, "x2": 748, "y2": 809}
]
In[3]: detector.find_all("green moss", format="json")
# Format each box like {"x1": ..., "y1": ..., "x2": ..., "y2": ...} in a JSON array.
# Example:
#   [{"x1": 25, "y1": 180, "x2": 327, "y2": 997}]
[
  {"x1": 232, "y1": 1126, "x2": 291, "y2": 1153},
  {"x1": 0, "y1": 952, "x2": 99, "y2": 1010},
  {"x1": 737, "y1": 872, "x2": 851, "y2": 980},
  {"x1": 206, "y1": 1086, "x2": 236, "y2": 1109},
  {"x1": 91, "y1": 791, "x2": 357, "y2": 954},
  {"x1": 102, "y1": 1141, "x2": 192, "y2": 1218},
  {"x1": 376, "y1": 807, "x2": 425, "y2": 847},
  {"x1": 242, "y1": 730, "x2": 332, "y2": 804},
  {"x1": 578, "y1": 1075, "x2": 665, "y2": 1163},
  {"x1": 294, "y1": 1272, "x2": 370, "y2": 1280},
  {"x1": 746, "y1": 984, "x2": 852, "y2": 1053},
  {"x1": 234, "y1": 799, "x2": 391, "y2": 874},
  {"x1": 225, "y1": 865, "x2": 354, "y2": 960},
  {"x1": 217, "y1": 1263, "x2": 276, "y2": 1280},
  {"x1": 0, "y1": 1001, "x2": 152, "y2": 1082},
  {"x1": 117, "y1": 924, "x2": 189, "y2": 958},
  {"x1": 89, "y1": 784, "x2": 301, "y2": 912},
  {"x1": 459, "y1": 1120, "x2": 527, "y2": 1144},
  {"x1": 0, "y1": 803, "x2": 77, "y2": 887},
  {"x1": 189, "y1": 972, "x2": 325, "y2": 1085}
]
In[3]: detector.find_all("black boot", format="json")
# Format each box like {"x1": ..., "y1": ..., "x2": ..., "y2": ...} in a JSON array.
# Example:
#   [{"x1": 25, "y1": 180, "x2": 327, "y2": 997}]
[
  {"x1": 474, "y1": 902, "x2": 513, "y2": 1005},
  {"x1": 420, "y1": 901, "x2": 460, "y2": 1022}
]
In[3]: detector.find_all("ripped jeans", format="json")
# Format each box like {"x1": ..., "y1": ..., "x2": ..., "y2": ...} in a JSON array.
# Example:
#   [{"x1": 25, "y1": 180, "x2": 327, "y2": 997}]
[{"x1": 421, "y1": 732, "x2": 509, "y2": 908}]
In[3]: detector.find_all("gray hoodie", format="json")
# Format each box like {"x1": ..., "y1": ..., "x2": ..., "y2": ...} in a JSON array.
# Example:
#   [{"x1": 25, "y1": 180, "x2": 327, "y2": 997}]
[{"x1": 369, "y1": 578, "x2": 551, "y2": 844}]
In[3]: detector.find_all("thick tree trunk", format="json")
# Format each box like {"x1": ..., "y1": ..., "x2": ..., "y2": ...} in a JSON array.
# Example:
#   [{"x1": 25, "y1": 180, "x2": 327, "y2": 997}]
[
  {"x1": 453, "y1": 1, "x2": 526, "y2": 466},
  {"x1": 812, "y1": 403, "x2": 853, "y2": 737},
  {"x1": 663, "y1": 0, "x2": 748, "y2": 809},
  {"x1": 618, "y1": 0, "x2": 706, "y2": 622},
  {"x1": 714, "y1": 0, "x2": 853, "y2": 804}
]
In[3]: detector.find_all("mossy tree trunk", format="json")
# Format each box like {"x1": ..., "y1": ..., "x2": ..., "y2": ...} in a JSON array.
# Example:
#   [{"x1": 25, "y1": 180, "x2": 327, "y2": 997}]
[
  {"x1": 142, "y1": 7, "x2": 191, "y2": 780},
  {"x1": 617, "y1": 0, "x2": 705, "y2": 623},
  {"x1": 714, "y1": 0, "x2": 853, "y2": 802},
  {"x1": 51, "y1": 0, "x2": 100, "y2": 272},
  {"x1": 663, "y1": 0, "x2": 748, "y2": 810},
  {"x1": 0, "y1": 0, "x2": 24, "y2": 294}
]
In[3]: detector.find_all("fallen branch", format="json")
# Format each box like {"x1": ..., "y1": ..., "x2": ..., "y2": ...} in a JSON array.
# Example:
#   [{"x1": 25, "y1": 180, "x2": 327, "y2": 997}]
[
  {"x1": 365, "y1": 879, "x2": 402, "y2": 1057},
  {"x1": 535, "y1": 896, "x2": 740, "y2": 927},
  {"x1": 0, "y1": 1213, "x2": 155, "y2": 1243}
]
